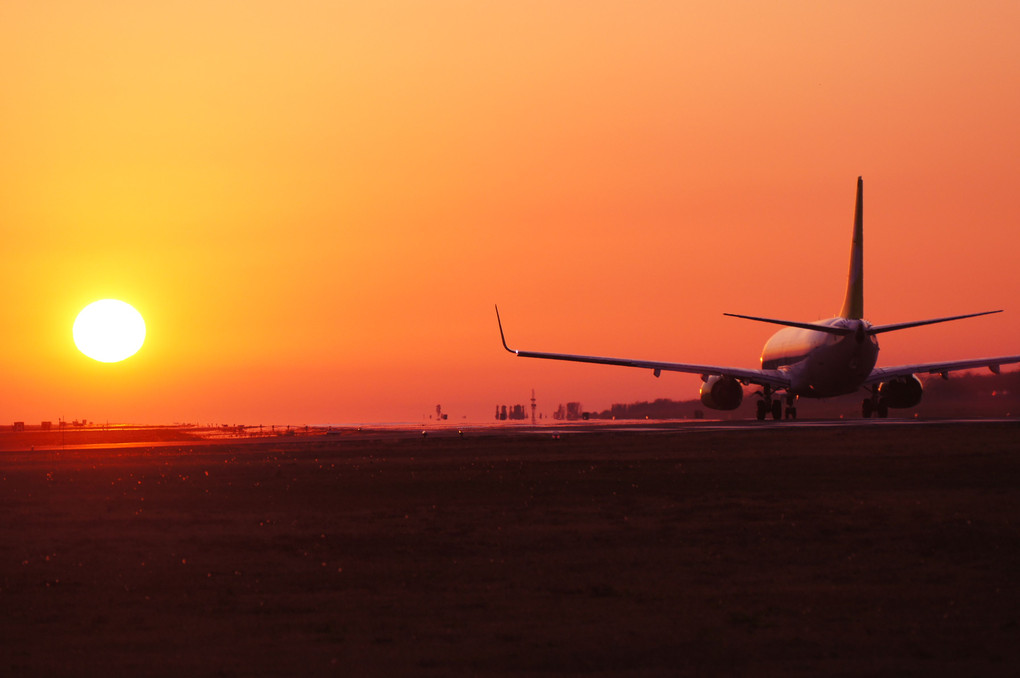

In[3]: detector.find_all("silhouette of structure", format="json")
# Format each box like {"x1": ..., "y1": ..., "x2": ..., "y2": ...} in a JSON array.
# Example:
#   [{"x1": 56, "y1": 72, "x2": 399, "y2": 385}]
[{"x1": 496, "y1": 403, "x2": 529, "y2": 421}]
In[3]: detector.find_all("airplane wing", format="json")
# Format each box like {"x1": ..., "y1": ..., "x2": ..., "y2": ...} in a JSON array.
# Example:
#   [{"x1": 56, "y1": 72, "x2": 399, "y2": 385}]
[
  {"x1": 864, "y1": 355, "x2": 1020, "y2": 384},
  {"x1": 496, "y1": 307, "x2": 791, "y2": 390}
]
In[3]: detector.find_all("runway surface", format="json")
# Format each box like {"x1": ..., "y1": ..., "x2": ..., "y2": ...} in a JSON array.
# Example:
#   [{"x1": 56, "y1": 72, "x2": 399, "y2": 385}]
[
  {"x1": 5, "y1": 417, "x2": 1017, "y2": 451},
  {"x1": 1, "y1": 421, "x2": 1018, "y2": 676}
]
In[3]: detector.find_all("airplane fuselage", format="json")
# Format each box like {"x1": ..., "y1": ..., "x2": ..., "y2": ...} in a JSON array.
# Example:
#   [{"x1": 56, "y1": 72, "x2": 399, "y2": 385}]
[{"x1": 761, "y1": 318, "x2": 880, "y2": 397}]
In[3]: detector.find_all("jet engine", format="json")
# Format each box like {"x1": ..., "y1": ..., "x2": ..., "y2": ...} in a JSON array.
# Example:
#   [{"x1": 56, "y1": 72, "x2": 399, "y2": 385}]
[
  {"x1": 699, "y1": 375, "x2": 744, "y2": 410},
  {"x1": 877, "y1": 375, "x2": 923, "y2": 409}
]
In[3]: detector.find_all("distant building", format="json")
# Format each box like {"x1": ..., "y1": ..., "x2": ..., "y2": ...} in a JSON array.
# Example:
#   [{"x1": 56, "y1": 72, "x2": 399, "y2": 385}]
[
  {"x1": 41, "y1": 421, "x2": 52, "y2": 430},
  {"x1": 552, "y1": 402, "x2": 585, "y2": 421},
  {"x1": 13, "y1": 422, "x2": 25, "y2": 432}
]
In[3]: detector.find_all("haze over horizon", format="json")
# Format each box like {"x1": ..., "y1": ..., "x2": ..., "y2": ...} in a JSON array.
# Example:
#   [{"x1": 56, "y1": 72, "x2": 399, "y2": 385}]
[{"x1": 2, "y1": 2, "x2": 1018, "y2": 424}]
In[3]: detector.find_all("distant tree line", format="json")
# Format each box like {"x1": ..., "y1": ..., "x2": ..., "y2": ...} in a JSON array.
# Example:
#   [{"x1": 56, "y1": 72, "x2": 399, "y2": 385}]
[
  {"x1": 566, "y1": 370, "x2": 1020, "y2": 421},
  {"x1": 553, "y1": 402, "x2": 585, "y2": 420},
  {"x1": 592, "y1": 398, "x2": 703, "y2": 421}
]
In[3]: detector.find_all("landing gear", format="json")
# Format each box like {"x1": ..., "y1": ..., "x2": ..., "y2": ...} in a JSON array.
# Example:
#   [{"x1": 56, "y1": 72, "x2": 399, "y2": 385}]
[
  {"x1": 784, "y1": 395, "x2": 798, "y2": 420},
  {"x1": 755, "y1": 387, "x2": 785, "y2": 421},
  {"x1": 862, "y1": 393, "x2": 888, "y2": 418}
]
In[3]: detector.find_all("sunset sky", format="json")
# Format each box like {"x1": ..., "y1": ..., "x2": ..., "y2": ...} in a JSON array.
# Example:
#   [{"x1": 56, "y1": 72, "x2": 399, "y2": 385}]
[{"x1": 2, "y1": 1, "x2": 1018, "y2": 425}]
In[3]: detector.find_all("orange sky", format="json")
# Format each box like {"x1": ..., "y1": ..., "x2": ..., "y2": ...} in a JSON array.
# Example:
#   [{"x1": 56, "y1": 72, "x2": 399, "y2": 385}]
[{"x1": 2, "y1": 1, "x2": 1018, "y2": 424}]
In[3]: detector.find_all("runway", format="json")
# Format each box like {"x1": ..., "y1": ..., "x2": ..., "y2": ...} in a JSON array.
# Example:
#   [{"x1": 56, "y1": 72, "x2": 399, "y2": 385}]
[
  {"x1": 428, "y1": 416, "x2": 1020, "y2": 439},
  {"x1": 5, "y1": 417, "x2": 1018, "y2": 451},
  {"x1": 1, "y1": 419, "x2": 1018, "y2": 676}
]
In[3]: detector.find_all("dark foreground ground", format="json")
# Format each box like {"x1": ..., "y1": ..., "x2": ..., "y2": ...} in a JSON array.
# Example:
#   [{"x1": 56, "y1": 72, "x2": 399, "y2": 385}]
[{"x1": 1, "y1": 422, "x2": 1018, "y2": 676}]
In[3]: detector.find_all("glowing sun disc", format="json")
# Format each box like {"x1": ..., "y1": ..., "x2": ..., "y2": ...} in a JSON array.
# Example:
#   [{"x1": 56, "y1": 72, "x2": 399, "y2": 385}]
[{"x1": 73, "y1": 299, "x2": 146, "y2": 363}]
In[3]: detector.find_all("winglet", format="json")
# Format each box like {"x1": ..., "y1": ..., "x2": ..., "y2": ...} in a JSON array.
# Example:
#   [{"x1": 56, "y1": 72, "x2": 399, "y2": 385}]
[
  {"x1": 495, "y1": 305, "x2": 517, "y2": 354},
  {"x1": 839, "y1": 176, "x2": 864, "y2": 319}
]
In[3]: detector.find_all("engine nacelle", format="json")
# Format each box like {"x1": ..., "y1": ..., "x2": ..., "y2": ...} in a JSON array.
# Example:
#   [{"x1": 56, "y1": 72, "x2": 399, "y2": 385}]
[
  {"x1": 699, "y1": 375, "x2": 744, "y2": 410},
  {"x1": 878, "y1": 375, "x2": 923, "y2": 409}
]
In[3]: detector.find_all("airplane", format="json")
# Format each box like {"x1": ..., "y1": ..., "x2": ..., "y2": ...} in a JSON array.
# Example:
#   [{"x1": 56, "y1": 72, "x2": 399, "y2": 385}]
[{"x1": 496, "y1": 177, "x2": 1020, "y2": 420}]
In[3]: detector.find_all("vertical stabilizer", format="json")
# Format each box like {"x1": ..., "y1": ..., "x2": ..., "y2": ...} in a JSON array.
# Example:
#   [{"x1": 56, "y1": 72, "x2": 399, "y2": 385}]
[{"x1": 839, "y1": 177, "x2": 864, "y2": 319}]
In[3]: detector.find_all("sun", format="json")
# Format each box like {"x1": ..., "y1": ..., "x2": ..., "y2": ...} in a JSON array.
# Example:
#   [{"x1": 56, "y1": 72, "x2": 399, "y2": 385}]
[{"x1": 73, "y1": 299, "x2": 146, "y2": 363}]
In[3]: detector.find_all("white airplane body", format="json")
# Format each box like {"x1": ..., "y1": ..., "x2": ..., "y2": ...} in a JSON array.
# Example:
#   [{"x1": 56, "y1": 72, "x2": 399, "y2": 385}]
[{"x1": 497, "y1": 178, "x2": 1020, "y2": 419}]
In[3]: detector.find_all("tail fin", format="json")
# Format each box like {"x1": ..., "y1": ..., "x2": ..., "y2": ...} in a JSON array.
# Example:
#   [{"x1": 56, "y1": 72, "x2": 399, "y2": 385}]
[{"x1": 839, "y1": 176, "x2": 864, "y2": 319}]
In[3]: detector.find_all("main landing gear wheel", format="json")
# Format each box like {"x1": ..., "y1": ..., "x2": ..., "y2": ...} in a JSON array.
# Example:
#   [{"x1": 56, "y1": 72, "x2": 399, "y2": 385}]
[
  {"x1": 756, "y1": 386, "x2": 785, "y2": 421},
  {"x1": 784, "y1": 397, "x2": 797, "y2": 420},
  {"x1": 756, "y1": 398, "x2": 783, "y2": 420},
  {"x1": 862, "y1": 396, "x2": 889, "y2": 418}
]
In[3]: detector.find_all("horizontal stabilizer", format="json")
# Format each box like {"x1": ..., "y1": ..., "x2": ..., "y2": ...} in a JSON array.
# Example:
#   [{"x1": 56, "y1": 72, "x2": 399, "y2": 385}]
[
  {"x1": 723, "y1": 313, "x2": 854, "y2": 336},
  {"x1": 868, "y1": 310, "x2": 1002, "y2": 334}
]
